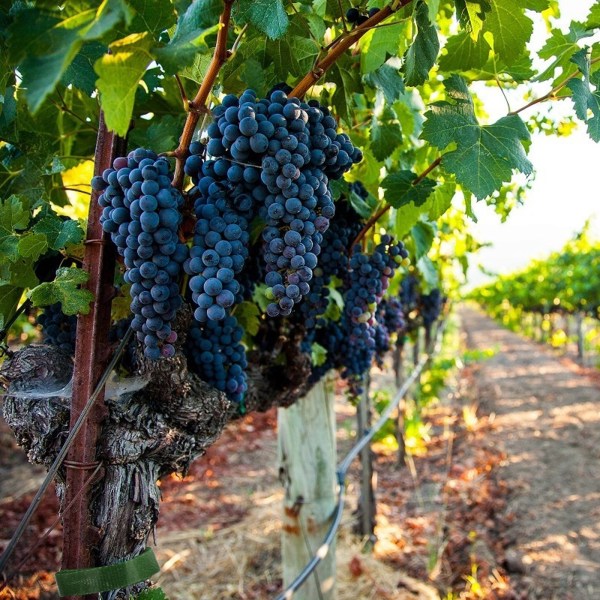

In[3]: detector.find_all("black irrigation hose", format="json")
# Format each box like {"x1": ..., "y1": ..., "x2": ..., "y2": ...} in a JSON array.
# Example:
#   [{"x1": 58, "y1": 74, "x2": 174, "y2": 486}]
[
  {"x1": 275, "y1": 319, "x2": 447, "y2": 600},
  {"x1": 0, "y1": 326, "x2": 134, "y2": 577}
]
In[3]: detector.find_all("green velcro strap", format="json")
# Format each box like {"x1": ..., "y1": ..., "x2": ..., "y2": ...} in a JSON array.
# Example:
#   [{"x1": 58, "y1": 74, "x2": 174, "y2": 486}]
[{"x1": 55, "y1": 548, "x2": 160, "y2": 596}]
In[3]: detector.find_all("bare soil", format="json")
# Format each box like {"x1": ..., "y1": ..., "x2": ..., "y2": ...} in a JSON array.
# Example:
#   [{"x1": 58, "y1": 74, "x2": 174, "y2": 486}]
[{"x1": 459, "y1": 305, "x2": 600, "y2": 599}]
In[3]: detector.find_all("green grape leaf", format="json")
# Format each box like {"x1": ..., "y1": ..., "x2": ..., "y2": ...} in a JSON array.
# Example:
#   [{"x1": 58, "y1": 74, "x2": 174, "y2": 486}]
[
  {"x1": 411, "y1": 220, "x2": 435, "y2": 259},
  {"x1": 323, "y1": 281, "x2": 344, "y2": 322},
  {"x1": 381, "y1": 170, "x2": 437, "y2": 209},
  {"x1": 11, "y1": 1, "x2": 130, "y2": 112},
  {"x1": 537, "y1": 23, "x2": 593, "y2": 84},
  {"x1": 454, "y1": 0, "x2": 490, "y2": 40},
  {"x1": 586, "y1": 3, "x2": 600, "y2": 29},
  {"x1": 0, "y1": 259, "x2": 38, "y2": 289},
  {"x1": 360, "y1": 23, "x2": 407, "y2": 74},
  {"x1": 95, "y1": 32, "x2": 154, "y2": 136},
  {"x1": 438, "y1": 31, "x2": 490, "y2": 71},
  {"x1": 0, "y1": 285, "x2": 23, "y2": 333},
  {"x1": 28, "y1": 267, "x2": 93, "y2": 315},
  {"x1": 567, "y1": 48, "x2": 600, "y2": 142},
  {"x1": 18, "y1": 233, "x2": 48, "y2": 262},
  {"x1": 347, "y1": 186, "x2": 379, "y2": 220},
  {"x1": 235, "y1": 0, "x2": 289, "y2": 40},
  {"x1": 421, "y1": 75, "x2": 532, "y2": 199},
  {"x1": 234, "y1": 301, "x2": 261, "y2": 336},
  {"x1": 482, "y1": 0, "x2": 533, "y2": 67},
  {"x1": 0, "y1": 196, "x2": 30, "y2": 261},
  {"x1": 129, "y1": 114, "x2": 185, "y2": 154},
  {"x1": 370, "y1": 113, "x2": 403, "y2": 162},
  {"x1": 404, "y1": 0, "x2": 440, "y2": 86},
  {"x1": 310, "y1": 342, "x2": 328, "y2": 367},
  {"x1": 129, "y1": 0, "x2": 177, "y2": 38},
  {"x1": 33, "y1": 215, "x2": 84, "y2": 250},
  {"x1": 394, "y1": 181, "x2": 455, "y2": 240},
  {"x1": 364, "y1": 64, "x2": 405, "y2": 104},
  {"x1": 251, "y1": 283, "x2": 271, "y2": 312},
  {"x1": 416, "y1": 255, "x2": 439, "y2": 289},
  {"x1": 62, "y1": 42, "x2": 106, "y2": 95}
]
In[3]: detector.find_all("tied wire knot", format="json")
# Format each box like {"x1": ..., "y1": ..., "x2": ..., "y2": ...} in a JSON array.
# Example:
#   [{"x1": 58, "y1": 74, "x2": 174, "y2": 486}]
[{"x1": 84, "y1": 238, "x2": 107, "y2": 246}]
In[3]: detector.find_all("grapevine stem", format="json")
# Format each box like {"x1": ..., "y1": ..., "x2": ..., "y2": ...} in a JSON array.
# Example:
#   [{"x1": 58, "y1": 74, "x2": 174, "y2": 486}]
[
  {"x1": 509, "y1": 56, "x2": 600, "y2": 116},
  {"x1": 172, "y1": 0, "x2": 236, "y2": 190},
  {"x1": 289, "y1": 0, "x2": 414, "y2": 99},
  {"x1": 351, "y1": 156, "x2": 442, "y2": 248}
]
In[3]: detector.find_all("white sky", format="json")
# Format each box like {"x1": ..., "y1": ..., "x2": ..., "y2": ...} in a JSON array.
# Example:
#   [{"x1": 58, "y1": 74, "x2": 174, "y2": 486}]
[{"x1": 464, "y1": 1, "x2": 600, "y2": 288}]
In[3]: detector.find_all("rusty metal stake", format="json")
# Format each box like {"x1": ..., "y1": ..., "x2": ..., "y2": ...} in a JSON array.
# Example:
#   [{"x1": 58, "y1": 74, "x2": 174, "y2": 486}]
[{"x1": 61, "y1": 114, "x2": 125, "y2": 599}]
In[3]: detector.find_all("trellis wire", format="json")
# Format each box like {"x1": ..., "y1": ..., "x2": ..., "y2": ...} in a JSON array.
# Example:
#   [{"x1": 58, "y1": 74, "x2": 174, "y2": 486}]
[
  {"x1": 275, "y1": 318, "x2": 446, "y2": 600},
  {"x1": 0, "y1": 326, "x2": 134, "y2": 577}
]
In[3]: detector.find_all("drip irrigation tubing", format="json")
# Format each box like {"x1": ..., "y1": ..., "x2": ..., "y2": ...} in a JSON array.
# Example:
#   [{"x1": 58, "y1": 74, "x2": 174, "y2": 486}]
[
  {"x1": 0, "y1": 326, "x2": 134, "y2": 578},
  {"x1": 275, "y1": 318, "x2": 447, "y2": 600}
]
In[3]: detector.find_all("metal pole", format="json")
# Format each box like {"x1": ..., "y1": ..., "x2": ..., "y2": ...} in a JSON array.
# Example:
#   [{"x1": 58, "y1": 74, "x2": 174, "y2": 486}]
[{"x1": 61, "y1": 114, "x2": 124, "y2": 599}]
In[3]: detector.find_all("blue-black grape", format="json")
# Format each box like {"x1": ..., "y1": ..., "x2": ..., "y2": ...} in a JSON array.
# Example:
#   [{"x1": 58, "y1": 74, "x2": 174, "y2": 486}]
[
  {"x1": 37, "y1": 303, "x2": 77, "y2": 353},
  {"x1": 96, "y1": 148, "x2": 187, "y2": 359},
  {"x1": 185, "y1": 315, "x2": 248, "y2": 404},
  {"x1": 420, "y1": 288, "x2": 443, "y2": 327}
]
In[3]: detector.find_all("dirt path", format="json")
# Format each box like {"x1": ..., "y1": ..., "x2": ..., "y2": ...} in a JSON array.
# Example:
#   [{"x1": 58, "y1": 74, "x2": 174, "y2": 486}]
[{"x1": 460, "y1": 305, "x2": 600, "y2": 600}]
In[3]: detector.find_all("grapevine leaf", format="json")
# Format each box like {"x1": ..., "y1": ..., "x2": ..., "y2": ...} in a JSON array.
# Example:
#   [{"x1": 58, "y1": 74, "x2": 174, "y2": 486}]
[
  {"x1": 421, "y1": 75, "x2": 532, "y2": 199},
  {"x1": 586, "y1": 3, "x2": 600, "y2": 29},
  {"x1": 567, "y1": 49, "x2": 600, "y2": 142},
  {"x1": 128, "y1": 0, "x2": 177, "y2": 38},
  {"x1": 0, "y1": 285, "x2": 23, "y2": 332},
  {"x1": 0, "y1": 259, "x2": 38, "y2": 289},
  {"x1": 18, "y1": 233, "x2": 48, "y2": 262},
  {"x1": 411, "y1": 221, "x2": 435, "y2": 259},
  {"x1": 438, "y1": 31, "x2": 490, "y2": 71},
  {"x1": 360, "y1": 23, "x2": 407, "y2": 74},
  {"x1": 482, "y1": 0, "x2": 533, "y2": 67},
  {"x1": 364, "y1": 64, "x2": 405, "y2": 104},
  {"x1": 404, "y1": 0, "x2": 440, "y2": 86},
  {"x1": 62, "y1": 42, "x2": 106, "y2": 95},
  {"x1": 394, "y1": 182, "x2": 455, "y2": 239},
  {"x1": 234, "y1": 301, "x2": 260, "y2": 336},
  {"x1": 310, "y1": 343, "x2": 328, "y2": 367},
  {"x1": 370, "y1": 114, "x2": 403, "y2": 162},
  {"x1": 129, "y1": 115, "x2": 185, "y2": 154},
  {"x1": 0, "y1": 196, "x2": 30, "y2": 261},
  {"x1": 537, "y1": 23, "x2": 593, "y2": 84},
  {"x1": 235, "y1": 0, "x2": 289, "y2": 40},
  {"x1": 33, "y1": 215, "x2": 84, "y2": 250},
  {"x1": 381, "y1": 170, "x2": 437, "y2": 209},
  {"x1": 251, "y1": 284, "x2": 271, "y2": 312},
  {"x1": 28, "y1": 267, "x2": 93, "y2": 315},
  {"x1": 323, "y1": 281, "x2": 344, "y2": 322},
  {"x1": 329, "y1": 62, "x2": 362, "y2": 125},
  {"x1": 347, "y1": 187, "x2": 378, "y2": 220},
  {"x1": 416, "y1": 255, "x2": 439, "y2": 289},
  {"x1": 95, "y1": 33, "x2": 154, "y2": 136},
  {"x1": 454, "y1": 0, "x2": 490, "y2": 40}
]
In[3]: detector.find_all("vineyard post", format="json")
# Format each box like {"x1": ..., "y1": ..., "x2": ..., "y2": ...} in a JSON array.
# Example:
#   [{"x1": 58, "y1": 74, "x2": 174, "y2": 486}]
[
  {"x1": 278, "y1": 378, "x2": 337, "y2": 600},
  {"x1": 355, "y1": 372, "x2": 376, "y2": 540},
  {"x1": 61, "y1": 115, "x2": 124, "y2": 597},
  {"x1": 576, "y1": 312, "x2": 585, "y2": 362},
  {"x1": 394, "y1": 340, "x2": 406, "y2": 466}
]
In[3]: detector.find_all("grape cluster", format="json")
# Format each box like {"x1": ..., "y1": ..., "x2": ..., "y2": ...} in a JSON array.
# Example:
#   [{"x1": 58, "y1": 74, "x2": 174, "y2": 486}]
[
  {"x1": 298, "y1": 199, "x2": 362, "y2": 328},
  {"x1": 338, "y1": 236, "x2": 408, "y2": 396},
  {"x1": 421, "y1": 288, "x2": 443, "y2": 327},
  {"x1": 37, "y1": 304, "x2": 77, "y2": 353},
  {"x1": 194, "y1": 88, "x2": 361, "y2": 318},
  {"x1": 186, "y1": 315, "x2": 248, "y2": 404},
  {"x1": 346, "y1": 6, "x2": 379, "y2": 26},
  {"x1": 373, "y1": 298, "x2": 406, "y2": 366},
  {"x1": 399, "y1": 274, "x2": 420, "y2": 332},
  {"x1": 93, "y1": 148, "x2": 188, "y2": 359}
]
